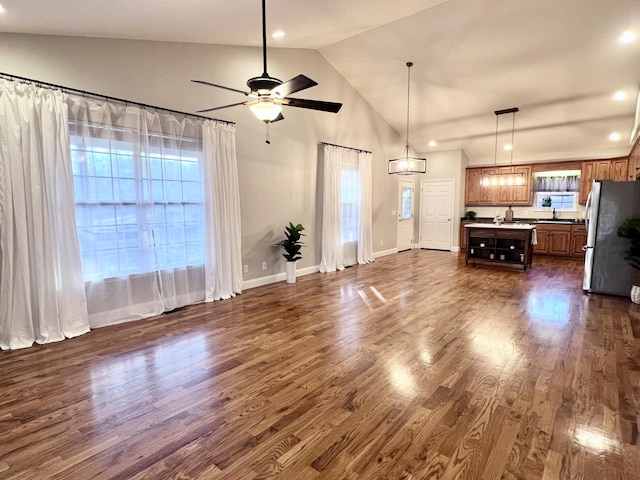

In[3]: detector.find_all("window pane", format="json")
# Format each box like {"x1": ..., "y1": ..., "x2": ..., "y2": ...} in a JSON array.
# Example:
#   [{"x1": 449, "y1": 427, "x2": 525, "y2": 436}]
[
  {"x1": 71, "y1": 128, "x2": 205, "y2": 281},
  {"x1": 401, "y1": 187, "x2": 412, "y2": 220}
]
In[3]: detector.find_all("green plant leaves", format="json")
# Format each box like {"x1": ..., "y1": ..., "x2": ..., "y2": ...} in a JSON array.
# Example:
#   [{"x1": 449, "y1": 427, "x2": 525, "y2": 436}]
[
  {"x1": 618, "y1": 216, "x2": 640, "y2": 271},
  {"x1": 279, "y1": 222, "x2": 305, "y2": 262}
]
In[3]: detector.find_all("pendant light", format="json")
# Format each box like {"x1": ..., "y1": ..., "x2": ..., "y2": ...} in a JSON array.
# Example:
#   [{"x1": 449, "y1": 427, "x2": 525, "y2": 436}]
[
  {"x1": 480, "y1": 107, "x2": 525, "y2": 187},
  {"x1": 388, "y1": 62, "x2": 427, "y2": 175}
]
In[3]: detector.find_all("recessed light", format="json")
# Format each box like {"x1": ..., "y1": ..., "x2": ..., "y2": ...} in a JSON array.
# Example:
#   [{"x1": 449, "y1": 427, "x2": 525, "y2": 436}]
[
  {"x1": 613, "y1": 90, "x2": 627, "y2": 101},
  {"x1": 503, "y1": 144, "x2": 512, "y2": 151},
  {"x1": 428, "y1": 140, "x2": 437, "y2": 147},
  {"x1": 272, "y1": 31, "x2": 285, "y2": 39},
  {"x1": 609, "y1": 132, "x2": 621, "y2": 141},
  {"x1": 620, "y1": 30, "x2": 637, "y2": 44}
]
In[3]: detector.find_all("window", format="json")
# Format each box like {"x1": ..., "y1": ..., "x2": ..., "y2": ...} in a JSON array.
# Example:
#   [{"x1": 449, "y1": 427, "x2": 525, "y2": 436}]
[
  {"x1": 401, "y1": 186, "x2": 412, "y2": 220},
  {"x1": 534, "y1": 191, "x2": 578, "y2": 212},
  {"x1": 71, "y1": 131, "x2": 205, "y2": 281},
  {"x1": 341, "y1": 162, "x2": 360, "y2": 244}
]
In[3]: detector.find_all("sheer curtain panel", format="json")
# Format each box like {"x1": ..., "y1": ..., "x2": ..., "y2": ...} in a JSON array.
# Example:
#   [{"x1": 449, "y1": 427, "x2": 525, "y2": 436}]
[
  {"x1": 0, "y1": 79, "x2": 90, "y2": 349},
  {"x1": 202, "y1": 120, "x2": 243, "y2": 301},
  {"x1": 319, "y1": 144, "x2": 374, "y2": 273},
  {"x1": 357, "y1": 151, "x2": 374, "y2": 264},
  {"x1": 320, "y1": 144, "x2": 346, "y2": 272}
]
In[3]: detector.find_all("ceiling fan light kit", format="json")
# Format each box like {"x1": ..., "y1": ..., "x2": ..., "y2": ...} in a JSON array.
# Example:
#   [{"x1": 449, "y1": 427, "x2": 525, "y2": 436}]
[
  {"x1": 480, "y1": 107, "x2": 526, "y2": 187},
  {"x1": 388, "y1": 61, "x2": 427, "y2": 175},
  {"x1": 192, "y1": 0, "x2": 341, "y2": 130},
  {"x1": 249, "y1": 98, "x2": 282, "y2": 122}
]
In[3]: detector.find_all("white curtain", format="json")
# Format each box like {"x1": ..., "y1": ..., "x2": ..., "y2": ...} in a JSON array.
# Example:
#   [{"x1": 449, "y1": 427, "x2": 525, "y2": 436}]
[
  {"x1": 0, "y1": 79, "x2": 90, "y2": 349},
  {"x1": 357, "y1": 151, "x2": 374, "y2": 264},
  {"x1": 319, "y1": 144, "x2": 374, "y2": 273},
  {"x1": 68, "y1": 96, "x2": 241, "y2": 328},
  {"x1": 203, "y1": 120, "x2": 243, "y2": 301}
]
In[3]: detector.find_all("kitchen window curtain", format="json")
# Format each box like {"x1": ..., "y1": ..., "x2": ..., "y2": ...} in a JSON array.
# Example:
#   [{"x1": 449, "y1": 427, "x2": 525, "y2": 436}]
[
  {"x1": 319, "y1": 144, "x2": 374, "y2": 273},
  {"x1": 0, "y1": 79, "x2": 90, "y2": 349}
]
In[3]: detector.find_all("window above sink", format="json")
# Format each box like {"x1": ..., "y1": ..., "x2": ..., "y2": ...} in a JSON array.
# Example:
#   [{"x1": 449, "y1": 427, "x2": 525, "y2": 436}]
[{"x1": 533, "y1": 169, "x2": 580, "y2": 212}]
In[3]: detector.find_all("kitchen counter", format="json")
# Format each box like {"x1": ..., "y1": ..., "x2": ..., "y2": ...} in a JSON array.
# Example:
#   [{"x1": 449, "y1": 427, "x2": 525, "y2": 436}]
[
  {"x1": 462, "y1": 217, "x2": 584, "y2": 225},
  {"x1": 463, "y1": 222, "x2": 536, "y2": 230}
]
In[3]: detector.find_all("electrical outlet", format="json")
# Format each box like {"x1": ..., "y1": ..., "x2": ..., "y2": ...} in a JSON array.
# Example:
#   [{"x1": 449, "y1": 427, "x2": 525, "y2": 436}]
[
  {"x1": 243, "y1": 264, "x2": 248, "y2": 274},
  {"x1": 380, "y1": 240, "x2": 384, "y2": 246},
  {"x1": 392, "y1": 210, "x2": 397, "y2": 216},
  {"x1": 262, "y1": 262, "x2": 267, "y2": 270}
]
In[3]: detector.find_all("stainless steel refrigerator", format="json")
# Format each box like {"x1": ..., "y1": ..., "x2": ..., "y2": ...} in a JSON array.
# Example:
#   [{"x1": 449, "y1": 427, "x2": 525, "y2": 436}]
[{"x1": 583, "y1": 180, "x2": 640, "y2": 296}]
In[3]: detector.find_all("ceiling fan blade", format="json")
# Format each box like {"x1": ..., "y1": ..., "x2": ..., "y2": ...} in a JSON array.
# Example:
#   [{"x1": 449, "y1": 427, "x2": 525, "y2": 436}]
[
  {"x1": 271, "y1": 74, "x2": 318, "y2": 98},
  {"x1": 282, "y1": 97, "x2": 342, "y2": 113},
  {"x1": 271, "y1": 113, "x2": 285, "y2": 123},
  {"x1": 191, "y1": 79, "x2": 249, "y2": 96},
  {"x1": 196, "y1": 101, "x2": 248, "y2": 113}
]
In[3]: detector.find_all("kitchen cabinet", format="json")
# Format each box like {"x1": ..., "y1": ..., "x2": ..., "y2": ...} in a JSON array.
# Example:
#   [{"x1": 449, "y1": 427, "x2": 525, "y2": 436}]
[
  {"x1": 579, "y1": 158, "x2": 629, "y2": 205},
  {"x1": 464, "y1": 170, "x2": 483, "y2": 204},
  {"x1": 532, "y1": 223, "x2": 574, "y2": 256},
  {"x1": 579, "y1": 160, "x2": 610, "y2": 205},
  {"x1": 464, "y1": 224, "x2": 535, "y2": 270},
  {"x1": 611, "y1": 158, "x2": 629, "y2": 182},
  {"x1": 465, "y1": 165, "x2": 532, "y2": 206},
  {"x1": 459, "y1": 221, "x2": 472, "y2": 249},
  {"x1": 571, "y1": 225, "x2": 587, "y2": 257}
]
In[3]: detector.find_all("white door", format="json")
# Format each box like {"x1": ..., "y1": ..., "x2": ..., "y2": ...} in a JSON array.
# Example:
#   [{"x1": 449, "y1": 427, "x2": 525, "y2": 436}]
[
  {"x1": 420, "y1": 180, "x2": 454, "y2": 250},
  {"x1": 397, "y1": 180, "x2": 414, "y2": 251}
]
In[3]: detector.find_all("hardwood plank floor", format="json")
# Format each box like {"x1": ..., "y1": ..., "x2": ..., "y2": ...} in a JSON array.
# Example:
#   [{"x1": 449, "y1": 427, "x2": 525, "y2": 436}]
[{"x1": 1, "y1": 250, "x2": 640, "y2": 479}]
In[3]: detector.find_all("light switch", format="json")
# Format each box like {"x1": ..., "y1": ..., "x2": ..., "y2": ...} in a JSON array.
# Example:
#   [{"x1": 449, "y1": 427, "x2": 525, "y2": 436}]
[{"x1": 392, "y1": 210, "x2": 397, "y2": 216}]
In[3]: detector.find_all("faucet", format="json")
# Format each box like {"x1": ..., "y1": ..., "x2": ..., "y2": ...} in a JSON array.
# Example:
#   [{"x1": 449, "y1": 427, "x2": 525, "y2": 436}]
[{"x1": 552, "y1": 208, "x2": 557, "y2": 220}]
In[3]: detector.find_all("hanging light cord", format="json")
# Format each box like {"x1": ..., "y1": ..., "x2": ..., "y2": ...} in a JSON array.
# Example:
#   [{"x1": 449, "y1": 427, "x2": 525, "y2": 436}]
[
  {"x1": 509, "y1": 110, "x2": 515, "y2": 165},
  {"x1": 493, "y1": 113, "x2": 499, "y2": 168},
  {"x1": 405, "y1": 61, "x2": 413, "y2": 158}
]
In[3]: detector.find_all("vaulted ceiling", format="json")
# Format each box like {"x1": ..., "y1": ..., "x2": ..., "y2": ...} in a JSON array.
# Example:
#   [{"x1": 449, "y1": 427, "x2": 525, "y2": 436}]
[{"x1": 1, "y1": 0, "x2": 639, "y2": 163}]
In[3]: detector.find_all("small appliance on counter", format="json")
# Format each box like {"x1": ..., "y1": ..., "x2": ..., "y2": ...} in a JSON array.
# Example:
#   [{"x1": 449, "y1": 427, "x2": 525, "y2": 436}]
[{"x1": 583, "y1": 180, "x2": 640, "y2": 296}]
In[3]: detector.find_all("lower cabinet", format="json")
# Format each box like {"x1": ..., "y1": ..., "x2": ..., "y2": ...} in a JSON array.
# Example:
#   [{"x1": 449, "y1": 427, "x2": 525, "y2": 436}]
[
  {"x1": 463, "y1": 222, "x2": 586, "y2": 258},
  {"x1": 534, "y1": 224, "x2": 585, "y2": 257},
  {"x1": 570, "y1": 225, "x2": 587, "y2": 257}
]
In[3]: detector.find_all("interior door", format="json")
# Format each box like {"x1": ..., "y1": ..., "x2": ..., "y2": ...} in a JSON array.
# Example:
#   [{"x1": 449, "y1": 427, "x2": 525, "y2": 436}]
[
  {"x1": 397, "y1": 180, "x2": 415, "y2": 251},
  {"x1": 420, "y1": 180, "x2": 454, "y2": 250}
]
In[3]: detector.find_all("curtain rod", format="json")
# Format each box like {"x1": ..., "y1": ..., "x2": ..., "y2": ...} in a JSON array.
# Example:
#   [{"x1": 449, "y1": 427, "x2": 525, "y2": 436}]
[
  {"x1": 320, "y1": 141, "x2": 372, "y2": 154},
  {"x1": 0, "y1": 72, "x2": 235, "y2": 125}
]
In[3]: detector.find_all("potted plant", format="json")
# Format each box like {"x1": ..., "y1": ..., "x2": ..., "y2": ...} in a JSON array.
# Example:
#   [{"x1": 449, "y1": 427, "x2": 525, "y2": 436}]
[
  {"x1": 542, "y1": 196, "x2": 552, "y2": 211},
  {"x1": 465, "y1": 210, "x2": 477, "y2": 220},
  {"x1": 278, "y1": 222, "x2": 305, "y2": 283},
  {"x1": 617, "y1": 216, "x2": 640, "y2": 303}
]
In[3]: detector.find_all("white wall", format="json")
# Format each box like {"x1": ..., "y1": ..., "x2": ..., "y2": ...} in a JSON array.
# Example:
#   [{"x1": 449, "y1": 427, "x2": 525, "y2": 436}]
[
  {"x1": 0, "y1": 33, "x2": 407, "y2": 281},
  {"x1": 411, "y1": 149, "x2": 468, "y2": 248}
]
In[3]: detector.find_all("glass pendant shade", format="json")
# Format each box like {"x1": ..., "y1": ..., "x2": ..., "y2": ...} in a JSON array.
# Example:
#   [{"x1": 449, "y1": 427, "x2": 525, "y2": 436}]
[
  {"x1": 388, "y1": 156, "x2": 427, "y2": 174},
  {"x1": 480, "y1": 172, "x2": 525, "y2": 187},
  {"x1": 249, "y1": 99, "x2": 282, "y2": 122}
]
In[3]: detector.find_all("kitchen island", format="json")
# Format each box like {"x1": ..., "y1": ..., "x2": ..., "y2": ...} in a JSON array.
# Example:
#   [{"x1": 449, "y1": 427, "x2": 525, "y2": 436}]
[{"x1": 464, "y1": 223, "x2": 536, "y2": 270}]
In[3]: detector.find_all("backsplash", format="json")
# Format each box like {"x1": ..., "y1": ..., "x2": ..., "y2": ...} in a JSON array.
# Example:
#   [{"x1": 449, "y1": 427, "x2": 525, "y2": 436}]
[{"x1": 465, "y1": 204, "x2": 586, "y2": 221}]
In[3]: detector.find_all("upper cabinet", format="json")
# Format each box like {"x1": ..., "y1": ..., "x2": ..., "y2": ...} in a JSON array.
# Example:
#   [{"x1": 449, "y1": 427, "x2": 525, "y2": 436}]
[
  {"x1": 465, "y1": 165, "x2": 532, "y2": 206},
  {"x1": 578, "y1": 157, "x2": 629, "y2": 205}
]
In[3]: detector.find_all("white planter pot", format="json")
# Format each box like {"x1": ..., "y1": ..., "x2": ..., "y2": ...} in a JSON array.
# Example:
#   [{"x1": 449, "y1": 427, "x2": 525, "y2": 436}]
[
  {"x1": 285, "y1": 261, "x2": 297, "y2": 284},
  {"x1": 631, "y1": 285, "x2": 640, "y2": 304}
]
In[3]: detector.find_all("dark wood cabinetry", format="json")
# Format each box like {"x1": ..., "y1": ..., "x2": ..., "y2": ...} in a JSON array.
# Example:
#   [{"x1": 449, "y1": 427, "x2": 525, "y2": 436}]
[{"x1": 464, "y1": 225, "x2": 534, "y2": 270}]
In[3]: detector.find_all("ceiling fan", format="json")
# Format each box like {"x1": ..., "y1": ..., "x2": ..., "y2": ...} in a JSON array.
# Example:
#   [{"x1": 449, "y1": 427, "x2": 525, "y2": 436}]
[{"x1": 192, "y1": 0, "x2": 343, "y2": 124}]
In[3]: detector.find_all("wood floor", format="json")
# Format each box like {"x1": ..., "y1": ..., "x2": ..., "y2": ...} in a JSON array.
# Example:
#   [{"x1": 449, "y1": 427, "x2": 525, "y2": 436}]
[{"x1": 2, "y1": 251, "x2": 640, "y2": 479}]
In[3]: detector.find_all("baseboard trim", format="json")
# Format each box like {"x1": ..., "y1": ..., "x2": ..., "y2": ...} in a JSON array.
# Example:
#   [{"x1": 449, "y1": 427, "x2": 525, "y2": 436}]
[
  {"x1": 243, "y1": 265, "x2": 320, "y2": 290},
  {"x1": 373, "y1": 248, "x2": 398, "y2": 259},
  {"x1": 451, "y1": 246, "x2": 460, "y2": 252}
]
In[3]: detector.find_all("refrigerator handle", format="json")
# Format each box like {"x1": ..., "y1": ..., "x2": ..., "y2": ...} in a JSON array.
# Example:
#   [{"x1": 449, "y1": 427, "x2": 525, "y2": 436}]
[{"x1": 585, "y1": 190, "x2": 592, "y2": 232}]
